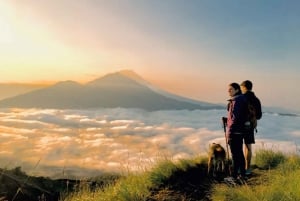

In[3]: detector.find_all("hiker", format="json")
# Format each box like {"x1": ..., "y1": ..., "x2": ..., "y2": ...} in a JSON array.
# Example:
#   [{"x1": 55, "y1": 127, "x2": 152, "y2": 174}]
[
  {"x1": 226, "y1": 83, "x2": 248, "y2": 179},
  {"x1": 240, "y1": 80, "x2": 262, "y2": 175}
]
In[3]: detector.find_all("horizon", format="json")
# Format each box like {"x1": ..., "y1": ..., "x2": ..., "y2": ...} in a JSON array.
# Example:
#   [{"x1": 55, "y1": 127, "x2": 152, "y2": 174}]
[
  {"x1": 0, "y1": 69, "x2": 298, "y2": 112},
  {"x1": 1, "y1": 1, "x2": 299, "y2": 111}
]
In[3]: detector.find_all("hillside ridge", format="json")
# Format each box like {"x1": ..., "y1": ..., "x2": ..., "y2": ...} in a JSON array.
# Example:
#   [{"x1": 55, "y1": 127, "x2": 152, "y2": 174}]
[{"x1": 0, "y1": 70, "x2": 223, "y2": 110}]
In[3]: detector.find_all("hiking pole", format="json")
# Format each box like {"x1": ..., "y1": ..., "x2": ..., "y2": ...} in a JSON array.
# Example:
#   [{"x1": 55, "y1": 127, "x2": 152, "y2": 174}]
[
  {"x1": 222, "y1": 117, "x2": 231, "y2": 175},
  {"x1": 222, "y1": 117, "x2": 229, "y2": 160}
]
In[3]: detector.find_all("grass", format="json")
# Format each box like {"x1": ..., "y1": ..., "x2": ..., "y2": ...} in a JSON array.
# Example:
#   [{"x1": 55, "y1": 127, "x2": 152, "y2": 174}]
[
  {"x1": 254, "y1": 148, "x2": 286, "y2": 169},
  {"x1": 64, "y1": 149, "x2": 300, "y2": 201},
  {"x1": 64, "y1": 156, "x2": 211, "y2": 201},
  {"x1": 0, "y1": 169, "x2": 120, "y2": 201},
  {"x1": 69, "y1": 170, "x2": 149, "y2": 200},
  {"x1": 2, "y1": 150, "x2": 300, "y2": 201},
  {"x1": 211, "y1": 151, "x2": 300, "y2": 201},
  {"x1": 63, "y1": 174, "x2": 152, "y2": 201}
]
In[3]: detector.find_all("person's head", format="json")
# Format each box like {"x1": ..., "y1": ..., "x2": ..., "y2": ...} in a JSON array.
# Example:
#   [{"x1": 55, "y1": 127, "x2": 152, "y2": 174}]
[
  {"x1": 240, "y1": 80, "x2": 253, "y2": 94},
  {"x1": 228, "y1": 82, "x2": 241, "y2": 97}
]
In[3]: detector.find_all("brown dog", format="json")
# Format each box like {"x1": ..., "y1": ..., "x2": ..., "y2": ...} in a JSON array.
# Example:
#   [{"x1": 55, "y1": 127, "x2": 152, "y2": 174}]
[{"x1": 207, "y1": 143, "x2": 226, "y2": 176}]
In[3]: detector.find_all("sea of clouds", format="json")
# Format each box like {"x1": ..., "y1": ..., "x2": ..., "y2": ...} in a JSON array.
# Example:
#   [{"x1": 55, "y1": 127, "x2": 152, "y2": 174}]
[{"x1": 0, "y1": 108, "x2": 300, "y2": 178}]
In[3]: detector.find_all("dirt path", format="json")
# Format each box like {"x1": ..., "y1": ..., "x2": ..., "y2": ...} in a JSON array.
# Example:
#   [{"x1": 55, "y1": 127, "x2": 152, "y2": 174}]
[{"x1": 147, "y1": 164, "x2": 268, "y2": 201}]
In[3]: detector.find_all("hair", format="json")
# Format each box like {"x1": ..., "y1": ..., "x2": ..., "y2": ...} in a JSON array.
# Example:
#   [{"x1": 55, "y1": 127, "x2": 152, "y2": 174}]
[
  {"x1": 229, "y1": 82, "x2": 241, "y2": 95},
  {"x1": 240, "y1": 80, "x2": 253, "y2": 90}
]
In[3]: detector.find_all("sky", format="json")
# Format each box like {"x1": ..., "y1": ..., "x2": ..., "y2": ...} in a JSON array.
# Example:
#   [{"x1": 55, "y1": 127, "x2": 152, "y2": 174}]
[
  {"x1": 1, "y1": 108, "x2": 299, "y2": 177},
  {"x1": 0, "y1": 0, "x2": 300, "y2": 111}
]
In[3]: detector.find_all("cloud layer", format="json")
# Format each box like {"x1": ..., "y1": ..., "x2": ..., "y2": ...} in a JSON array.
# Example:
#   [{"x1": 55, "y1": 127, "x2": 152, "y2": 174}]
[{"x1": 0, "y1": 108, "x2": 299, "y2": 177}]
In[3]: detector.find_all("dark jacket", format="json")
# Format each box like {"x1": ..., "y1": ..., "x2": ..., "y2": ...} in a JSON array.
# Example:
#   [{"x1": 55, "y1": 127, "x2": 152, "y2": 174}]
[{"x1": 226, "y1": 94, "x2": 248, "y2": 138}]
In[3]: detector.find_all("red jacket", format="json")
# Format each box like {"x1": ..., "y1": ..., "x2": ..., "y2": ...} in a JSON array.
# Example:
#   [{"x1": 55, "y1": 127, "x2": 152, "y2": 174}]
[{"x1": 226, "y1": 94, "x2": 248, "y2": 138}]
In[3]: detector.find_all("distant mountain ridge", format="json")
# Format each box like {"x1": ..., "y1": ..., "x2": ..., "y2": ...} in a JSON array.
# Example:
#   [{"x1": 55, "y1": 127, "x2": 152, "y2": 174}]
[
  {"x1": 0, "y1": 83, "x2": 47, "y2": 100},
  {"x1": 0, "y1": 70, "x2": 223, "y2": 111}
]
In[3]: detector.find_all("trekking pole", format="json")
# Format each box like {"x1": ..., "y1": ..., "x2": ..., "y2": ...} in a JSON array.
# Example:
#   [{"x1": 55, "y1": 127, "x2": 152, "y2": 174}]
[
  {"x1": 222, "y1": 117, "x2": 231, "y2": 175},
  {"x1": 222, "y1": 117, "x2": 230, "y2": 160}
]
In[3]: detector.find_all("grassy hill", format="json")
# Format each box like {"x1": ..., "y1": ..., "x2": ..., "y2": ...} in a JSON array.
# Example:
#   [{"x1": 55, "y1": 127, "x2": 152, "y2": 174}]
[
  {"x1": 1, "y1": 149, "x2": 300, "y2": 201},
  {"x1": 0, "y1": 168, "x2": 120, "y2": 201}
]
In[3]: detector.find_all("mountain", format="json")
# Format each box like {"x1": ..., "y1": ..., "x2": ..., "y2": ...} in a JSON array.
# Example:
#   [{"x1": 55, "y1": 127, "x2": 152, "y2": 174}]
[
  {"x1": 0, "y1": 70, "x2": 223, "y2": 110},
  {"x1": 0, "y1": 83, "x2": 48, "y2": 100}
]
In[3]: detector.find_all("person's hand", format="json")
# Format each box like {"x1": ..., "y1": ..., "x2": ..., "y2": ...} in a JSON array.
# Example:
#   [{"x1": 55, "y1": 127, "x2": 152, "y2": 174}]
[
  {"x1": 222, "y1": 117, "x2": 228, "y2": 125},
  {"x1": 226, "y1": 137, "x2": 232, "y2": 145}
]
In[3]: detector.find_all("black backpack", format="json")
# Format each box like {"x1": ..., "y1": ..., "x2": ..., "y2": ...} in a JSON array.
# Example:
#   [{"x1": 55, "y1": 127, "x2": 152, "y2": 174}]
[
  {"x1": 252, "y1": 95, "x2": 262, "y2": 120},
  {"x1": 246, "y1": 93, "x2": 262, "y2": 130}
]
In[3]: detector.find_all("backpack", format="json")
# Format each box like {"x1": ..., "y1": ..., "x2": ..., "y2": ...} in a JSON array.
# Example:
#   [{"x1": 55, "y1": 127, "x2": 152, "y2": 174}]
[
  {"x1": 248, "y1": 103, "x2": 258, "y2": 129},
  {"x1": 246, "y1": 93, "x2": 262, "y2": 131}
]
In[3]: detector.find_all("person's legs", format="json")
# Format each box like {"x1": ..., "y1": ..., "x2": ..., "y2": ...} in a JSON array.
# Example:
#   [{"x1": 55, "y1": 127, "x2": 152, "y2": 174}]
[
  {"x1": 244, "y1": 143, "x2": 252, "y2": 170},
  {"x1": 229, "y1": 135, "x2": 245, "y2": 178},
  {"x1": 243, "y1": 131, "x2": 255, "y2": 172},
  {"x1": 236, "y1": 135, "x2": 245, "y2": 177},
  {"x1": 229, "y1": 141, "x2": 239, "y2": 178}
]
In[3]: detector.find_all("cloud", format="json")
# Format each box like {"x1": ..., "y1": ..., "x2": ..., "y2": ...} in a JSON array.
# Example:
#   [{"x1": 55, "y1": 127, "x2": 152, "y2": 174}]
[
  {"x1": 0, "y1": 108, "x2": 300, "y2": 177},
  {"x1": 291, "y1": 131, "x2": 300, "y2": 137}
]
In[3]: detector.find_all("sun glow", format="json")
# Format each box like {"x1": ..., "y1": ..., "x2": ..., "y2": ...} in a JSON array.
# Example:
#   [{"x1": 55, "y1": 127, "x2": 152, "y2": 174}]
[
  {"x1": 0, "y1": 2, "x2": 15, "y2": 44},
  {"x1": 0, "y1": 2, "x2": 96, "y2": 83}
]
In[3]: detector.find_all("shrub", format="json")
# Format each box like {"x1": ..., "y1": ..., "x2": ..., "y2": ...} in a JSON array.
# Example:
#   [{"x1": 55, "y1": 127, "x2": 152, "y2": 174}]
[
  {"x1": 254, "y1": 149, "x2": 286, "y2": 169},
  {"x1": 148, "y1": 160, "x2": 177, "y2": 186}
]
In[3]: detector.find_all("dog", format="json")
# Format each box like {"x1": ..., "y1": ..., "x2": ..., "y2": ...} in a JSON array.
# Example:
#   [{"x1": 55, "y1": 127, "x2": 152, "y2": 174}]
[{"x1": 207, "y1": 143, "x2": 226, "y2": 176}]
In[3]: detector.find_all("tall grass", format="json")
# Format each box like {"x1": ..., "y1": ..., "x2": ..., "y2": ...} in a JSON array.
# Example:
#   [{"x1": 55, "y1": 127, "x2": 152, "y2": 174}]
[
  {"x1": 148, "y1": 159, "x2": 177, "y2": 187},
  {"x1": 64, "y1": 173, "x2": 152, "y2": 201},
  {"x1": 64, "y1": 150, "x2": 300, "y2": 201},
  {"x1": 63, "y1": 156, "x2": 205, "y2": 201},
  {"x1": 254, "y1": 149, "x2": 286, "y2": 169},
  {"x1": 211, "y1": 150, "x2": 300, "y2": 201}
]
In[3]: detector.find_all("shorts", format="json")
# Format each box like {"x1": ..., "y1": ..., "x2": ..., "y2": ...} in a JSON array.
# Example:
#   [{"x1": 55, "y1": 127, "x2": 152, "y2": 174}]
[{"x1": 243, "y1": 132, "x2": 255, "y2": 144}]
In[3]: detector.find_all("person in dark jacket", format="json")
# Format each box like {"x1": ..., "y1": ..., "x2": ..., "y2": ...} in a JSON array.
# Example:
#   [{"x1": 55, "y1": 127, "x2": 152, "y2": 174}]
[
  {"x1": 226, "y1": 83, "x2": 248, "y2": 179},
  {"x1": 240, "y1": 80, "x2": 262, "y2": 175}
]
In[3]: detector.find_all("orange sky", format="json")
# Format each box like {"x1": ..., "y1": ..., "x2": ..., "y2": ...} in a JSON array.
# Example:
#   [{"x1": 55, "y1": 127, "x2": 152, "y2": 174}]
[{"x1": 1, "y1": 1, "x2": 299, "y2": 111}]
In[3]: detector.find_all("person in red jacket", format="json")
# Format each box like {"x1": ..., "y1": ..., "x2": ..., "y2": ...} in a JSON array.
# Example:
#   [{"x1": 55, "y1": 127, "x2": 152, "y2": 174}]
[{"x1": 226, "y1": 83, "x2": 248, "y2": 179}]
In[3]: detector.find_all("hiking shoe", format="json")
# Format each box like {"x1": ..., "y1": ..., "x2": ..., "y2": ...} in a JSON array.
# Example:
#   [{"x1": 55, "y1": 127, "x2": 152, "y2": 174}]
[
  {"x1": 237, "y1": 175, "x2": 248, "y2": 184},
  {"x1": 245, "y1": 169, "x2": 252, "y2": 176},
  {"x1": 224, "y1": 177, "x2": 237, "y2": 186}
]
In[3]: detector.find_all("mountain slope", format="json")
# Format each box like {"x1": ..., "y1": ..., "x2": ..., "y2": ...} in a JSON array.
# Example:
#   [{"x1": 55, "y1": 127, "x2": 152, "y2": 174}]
[
  {"x1": 0, "y1": 81, "x2": 84, "y2": 108},
  {"x1": 0, "y1": 83, "x2": 47, "y2": 100},
  {"x1": 0, "y1": 71, "x2": 223, "y2": 110}
]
